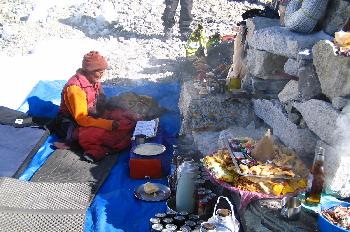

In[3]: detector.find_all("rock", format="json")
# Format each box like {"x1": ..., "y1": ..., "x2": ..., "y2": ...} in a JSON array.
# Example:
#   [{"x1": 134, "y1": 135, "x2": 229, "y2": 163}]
[
  {"x1": 299, "y1": 118, "x2": 307, "y2": 129},
  {"x1": 247, "y1": 26, "x2": 332, "y2": 59},
  {"x1": 246, "y1": 16, "x2": 282, "y2": 42},
  {"x1": 241, "y1": 73, "x2": 253, "y2": 92},
  {"x1": 247, "y1": 49, "x2": 288, "y2": 79},
  {"x1": 332, "y1": 97, "x2": 350, "y2": 110},
  {"x1": 284, "y1": 58, "x2": 299, "y2": 77},
  {"x1": 278, "y1": 80, "x2": 299, "y2": 103},
  {"x1": 297, "y1": 63, "x2": 322, "y2": 100},
  {"x1": 253, "y1": 99, "x2": 318, "y2": 159},
  {"x1": 321, "y1": 0, "x2": 350, "y2": 36},
  {"x1": 293, "y1": 99, "x2": 340, "y2": 145},
  {"x1": 284, "y1": 102, "x2": 293, "y2": 114},
  {"x1": 317, "y1": 140, "x2": 350, "y2": 198},
  {"x1": 288, "y1": 112, "x2": 301, "y2": 124},
  {"x1": 217, "y1": 125, "x2": 268, "y2": 150},
  {"x1": 313, "y1": 40, "x2": 350, "y2": 99},
  {"x1": 179, "y1": 80, "x2": 254, "y2": 135},
  {"x1": 192, "y1": 130, "x2": 221, "y2": 156},
  {"x1": 251, "y1": 74, "x2": 290, "y2": 95}
]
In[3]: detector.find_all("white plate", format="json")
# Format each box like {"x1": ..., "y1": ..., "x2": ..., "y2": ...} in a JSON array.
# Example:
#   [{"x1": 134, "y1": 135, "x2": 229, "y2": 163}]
[
  {"x1": 134, "y1": 183, "x2": 171, "y2": 202},
  {"x1": 133, "y1": 143, "x2": 166, "y2": 156}
]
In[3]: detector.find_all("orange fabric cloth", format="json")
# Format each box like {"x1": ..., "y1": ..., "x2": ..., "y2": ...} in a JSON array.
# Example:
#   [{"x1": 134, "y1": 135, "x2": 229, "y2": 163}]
[{"x1": 63, "y1": 85, "x2": 113, "y2": 131}]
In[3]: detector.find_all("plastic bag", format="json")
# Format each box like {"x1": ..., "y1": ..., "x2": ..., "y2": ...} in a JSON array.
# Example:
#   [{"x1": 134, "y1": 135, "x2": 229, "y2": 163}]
[{"x1": 251, "y1": 129, "x2": 274, "y2": 162}]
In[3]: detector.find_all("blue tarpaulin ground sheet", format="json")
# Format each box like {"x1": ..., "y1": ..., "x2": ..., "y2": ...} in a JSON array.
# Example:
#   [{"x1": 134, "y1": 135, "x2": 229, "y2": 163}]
[{"x1": 17, "y1": 79, "x2": 181, "y2": 232}]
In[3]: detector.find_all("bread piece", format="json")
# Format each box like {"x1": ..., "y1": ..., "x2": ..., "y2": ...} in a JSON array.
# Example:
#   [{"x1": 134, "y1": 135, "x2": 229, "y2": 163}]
[{"x1": 143, "y1": 182, "x2": 160, "y2": 194}]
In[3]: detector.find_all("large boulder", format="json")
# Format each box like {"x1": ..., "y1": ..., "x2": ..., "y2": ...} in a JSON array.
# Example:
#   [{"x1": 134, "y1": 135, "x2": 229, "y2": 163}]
[
  {"x1": 179, "y1": 80, "x2": 254, "y2": 135},
  {"x1": 332, "y1": 96, "x2": 350, "y2": 110},
  {"x1": 278, "y1": 80, "x2": 300, "y2": 103},
  {"x1": 321, "y1": 0, "x2": 350, "y2": 36},
  {"x1": 247, "y1": 49, "x2": 288, "y2": 79},
  {"x1": 284, "y1": 58, "x2": 299, "y2": 77},
  {"x1": 247, "y1": 25, "x2": 331, "y2": 59},
  {"x1": 253, "y1": 99, "x2": 318, "y2": 162},
  {"x1": 297, "y1": 63, "x2": 322, "y2": 100},
  {"x1": 313, "y1": 40, "x2": 350, "y2": 99},
  {"x1": 246, "y1": 16, "x2": 280, "y2": 42},
  {"x1": 251, "y1": 74, "x2": 290, "y2": 95},
  {"x1": 293, "y1": 99, "x2": 340, "y2": 145}
]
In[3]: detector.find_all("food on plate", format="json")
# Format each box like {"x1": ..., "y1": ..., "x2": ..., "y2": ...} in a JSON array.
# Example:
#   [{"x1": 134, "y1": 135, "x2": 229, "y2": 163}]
[
  {"x1": 203, "y1": 150, "x2": 237, "y2": 183},
  {"x1": 258, "y1": 182, "x2": 271, "y2": 194},
  {"x1": 143, "y1": 182, "x2": 160, "y2": 194},
  {"x1": 202, "y1": 148, "x2": 307, "y2": 196},
  {"x1": 133, "y1": 143, "x2": 165, "y2": 156},
  {"x1": 321, "y1": 205, "x2": 350, "y2": 230},
  {"x1": 239, "y1": 163, "x2": 295, "y2": 178}
]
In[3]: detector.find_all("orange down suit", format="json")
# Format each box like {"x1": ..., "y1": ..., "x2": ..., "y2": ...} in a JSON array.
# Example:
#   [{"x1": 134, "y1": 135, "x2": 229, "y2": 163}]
[{"x1": 59, "y1": 72, "x2": 136, "y2": 160}]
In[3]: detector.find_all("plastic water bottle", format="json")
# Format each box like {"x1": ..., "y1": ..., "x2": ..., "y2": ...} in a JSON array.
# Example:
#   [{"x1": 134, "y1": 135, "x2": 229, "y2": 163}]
[{"x1": 176, "y1": 160, "x2": 198, "y2": 213}]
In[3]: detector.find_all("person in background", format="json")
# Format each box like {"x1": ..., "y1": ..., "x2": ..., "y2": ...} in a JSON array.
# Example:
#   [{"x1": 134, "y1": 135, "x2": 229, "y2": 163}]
[
  {"x1": 162, "y1": 0, "x2": 193, "y2": 41},
  {"x1": 52, "y1": 51, "x2": 137, "y2": 162}
]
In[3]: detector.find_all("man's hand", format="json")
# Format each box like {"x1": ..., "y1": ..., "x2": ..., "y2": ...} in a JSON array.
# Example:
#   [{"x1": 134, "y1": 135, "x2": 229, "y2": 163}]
[{"x1": 112, "y1": 120, "x2": 120, "y2": 130}]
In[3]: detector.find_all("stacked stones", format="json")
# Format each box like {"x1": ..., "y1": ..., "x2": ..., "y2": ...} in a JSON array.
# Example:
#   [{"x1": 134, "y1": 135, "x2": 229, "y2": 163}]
[{"x1": 244, "y1": 0, "x2": 350, "y2": 199}]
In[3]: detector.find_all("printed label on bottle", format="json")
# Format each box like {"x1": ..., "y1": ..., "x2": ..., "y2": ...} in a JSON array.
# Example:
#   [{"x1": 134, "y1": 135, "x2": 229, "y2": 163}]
[{"x1": 306, "y1": 173, "x2": 313, "y2": 191}]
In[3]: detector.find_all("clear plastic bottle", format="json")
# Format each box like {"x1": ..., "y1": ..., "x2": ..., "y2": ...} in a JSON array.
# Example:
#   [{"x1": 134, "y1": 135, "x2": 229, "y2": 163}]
[{"x1": 305, "y1": 146, "x2": 325, "y2": 204}]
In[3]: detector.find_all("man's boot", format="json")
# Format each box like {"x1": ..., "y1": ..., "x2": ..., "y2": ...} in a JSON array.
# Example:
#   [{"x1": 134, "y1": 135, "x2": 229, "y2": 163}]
[{"x1": 180, "y1": 30, "x2": 192, "y2": 42}]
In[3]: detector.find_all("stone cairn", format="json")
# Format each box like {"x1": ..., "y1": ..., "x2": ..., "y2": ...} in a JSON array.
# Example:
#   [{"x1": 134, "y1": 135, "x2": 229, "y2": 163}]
[
  {"x1": 178, "y1": 0, "x2": 350, "y2": 200},
  {"x1": 244, "y1": 0, "x2": 350, "y2": 199}
]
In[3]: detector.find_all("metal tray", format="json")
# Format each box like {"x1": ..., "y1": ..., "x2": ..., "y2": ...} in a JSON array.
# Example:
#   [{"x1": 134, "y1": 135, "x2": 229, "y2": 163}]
[
  {"x1": 133, "y1": 143, "x2": 166, "y2": 156},
  {"x1": 224, "y1": 137, "x2": 295, "y2": 180},
  {"x1": 134, "y1": 183, "x2": 171, "y2": 202}
]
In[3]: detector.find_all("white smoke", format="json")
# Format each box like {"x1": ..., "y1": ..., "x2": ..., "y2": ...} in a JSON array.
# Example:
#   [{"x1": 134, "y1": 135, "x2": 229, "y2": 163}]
[{"x1": 326, "y1": 103, "x2": 350, "y2": 198}]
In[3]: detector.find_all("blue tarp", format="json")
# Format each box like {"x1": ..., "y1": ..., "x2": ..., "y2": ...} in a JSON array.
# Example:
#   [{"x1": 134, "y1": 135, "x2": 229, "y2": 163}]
[{"x1": 17, "y1": 79, "x2": 181, "y2": 232}]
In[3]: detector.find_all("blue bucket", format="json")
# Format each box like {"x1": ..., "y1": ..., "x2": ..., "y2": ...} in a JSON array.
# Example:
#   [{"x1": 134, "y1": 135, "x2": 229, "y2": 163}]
[{"x1": 318, "y1": 201, "x2": 350, "y2": 232}]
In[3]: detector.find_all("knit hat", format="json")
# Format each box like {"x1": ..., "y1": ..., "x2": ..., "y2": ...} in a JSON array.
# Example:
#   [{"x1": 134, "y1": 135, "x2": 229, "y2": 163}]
[{"x1": 82, "y1": 51, "x2": 108, "y2": 72}]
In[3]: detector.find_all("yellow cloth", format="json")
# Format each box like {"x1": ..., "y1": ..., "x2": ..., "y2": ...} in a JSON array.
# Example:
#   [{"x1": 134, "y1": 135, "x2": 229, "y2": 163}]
[
  {"x1": 334, "y1": 31, "x2": 350, "y2": 52},
  {"x1": 64, "y1": 85, "x2": 113, "y2": 130}
]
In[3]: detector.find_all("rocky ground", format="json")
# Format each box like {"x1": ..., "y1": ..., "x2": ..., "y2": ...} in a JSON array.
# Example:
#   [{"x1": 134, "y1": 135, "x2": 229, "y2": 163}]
[{"x1": 0, "y1": 0, "x2": 263, "y2": 84}]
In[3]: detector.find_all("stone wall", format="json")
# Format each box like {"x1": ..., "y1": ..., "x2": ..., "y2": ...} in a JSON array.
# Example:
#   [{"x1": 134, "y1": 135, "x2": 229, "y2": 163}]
[
  {"x1": 178, "y1": 9, "x2": 350, "y2": 199},
  {"x1": 244, "y1": 15, "x2": 350, "y2": 198},
  {"x1": 178, "y1": 80, "x2": 254, "y2": 135}
]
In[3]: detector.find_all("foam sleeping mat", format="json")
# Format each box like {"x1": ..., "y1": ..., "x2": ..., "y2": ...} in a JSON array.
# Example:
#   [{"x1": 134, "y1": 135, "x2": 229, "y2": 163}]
[
  {"x1": 0, "y1": 177, "x2": 91, "y2": 232},
  {"x1": 0, "y1": 106, "x2": 49, "y2": 177},
  {"x1": 31, "y1": 149, "x2": 120, "y2": 197}
]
